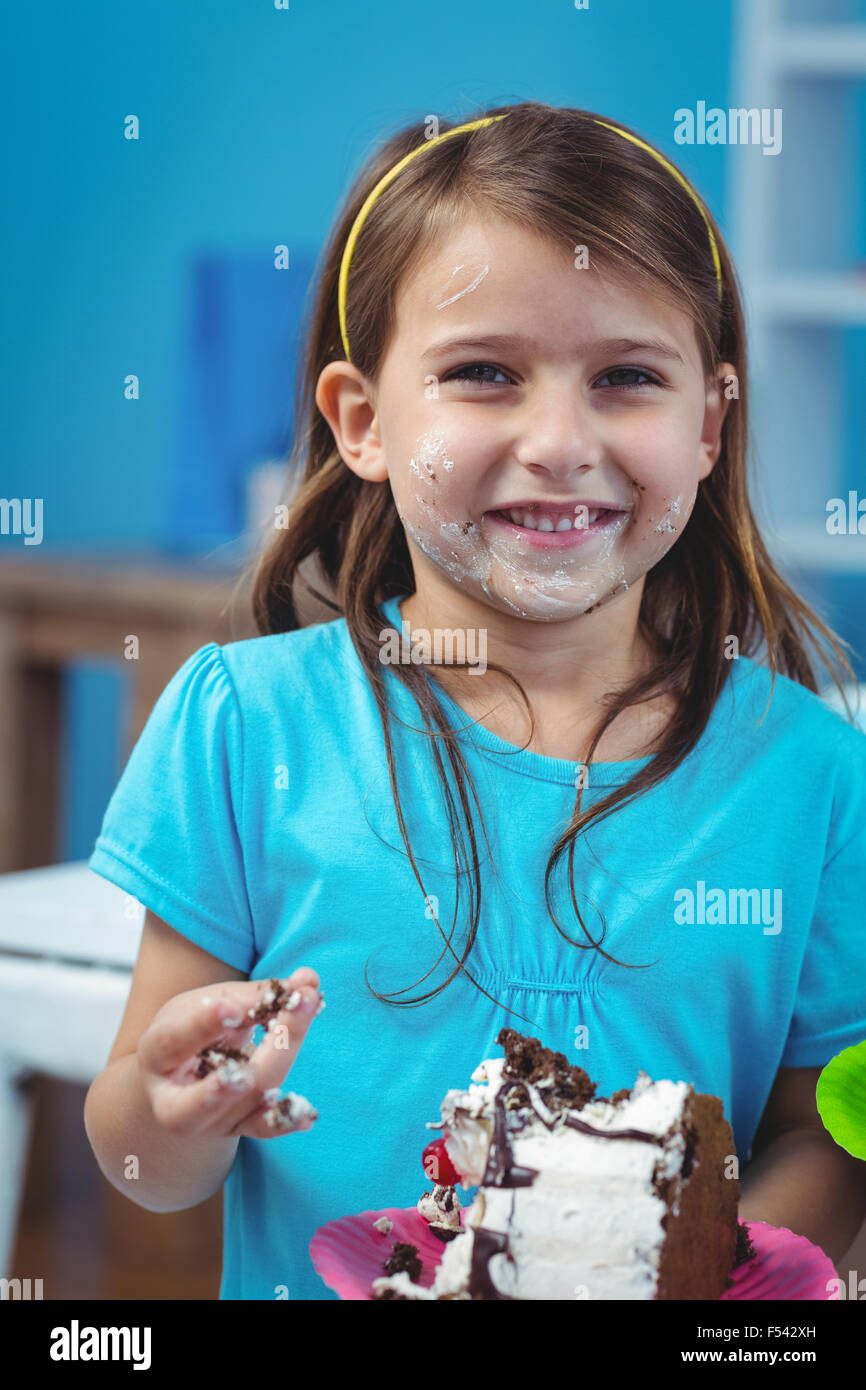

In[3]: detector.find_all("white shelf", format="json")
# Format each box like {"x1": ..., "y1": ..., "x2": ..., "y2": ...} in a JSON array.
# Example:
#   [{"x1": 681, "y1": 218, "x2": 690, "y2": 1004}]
[
  {"x1": 732, "y1": 2, "x2": 865, "y2": 587},
  {"x1": 758, "y1": 273, "x2": 866, "y2": 323},
  {"x1": 766, "y1": 524, "x2": 866, "y2": 573},
  {"x1": 772, "y1": 25, "x2": 866, "y2": 75}
]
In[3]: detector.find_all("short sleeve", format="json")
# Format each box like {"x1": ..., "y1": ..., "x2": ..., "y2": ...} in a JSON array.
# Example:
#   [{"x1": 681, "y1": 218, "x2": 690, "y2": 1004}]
[
  {"x1": 780, "y1": 722, "x2": 866, "y2": 1067},
  {"x1": 88, "y1": 642, "x2": 255, "y2": 973}
]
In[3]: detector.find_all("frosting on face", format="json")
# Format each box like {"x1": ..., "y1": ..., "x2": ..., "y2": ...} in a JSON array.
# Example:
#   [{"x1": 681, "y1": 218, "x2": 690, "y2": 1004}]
[
  {"x1": 401, "y1": 455, "x2": 635, "y2": 619},
  {"x1": 433, "y1": 263, "x2": 491, "y2": 310},
  {"x1": 374, "y1": 215, "x2": 717, "y2": 630}
]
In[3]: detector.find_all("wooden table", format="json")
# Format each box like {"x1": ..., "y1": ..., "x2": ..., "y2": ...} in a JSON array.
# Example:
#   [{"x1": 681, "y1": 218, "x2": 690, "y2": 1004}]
[{"x1": 0, "y1": 553, "x2": 258, "y2": 872}]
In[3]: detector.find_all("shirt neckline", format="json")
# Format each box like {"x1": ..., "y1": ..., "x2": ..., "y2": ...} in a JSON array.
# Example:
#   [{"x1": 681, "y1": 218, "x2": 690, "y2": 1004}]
[{"x1": 379, "y1": 593, "x2": 722, "y2": 788}]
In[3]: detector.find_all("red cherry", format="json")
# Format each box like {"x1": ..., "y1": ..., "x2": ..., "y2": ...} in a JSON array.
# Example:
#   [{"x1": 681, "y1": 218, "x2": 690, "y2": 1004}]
[{"x1": 422, "y1": 1136, "x2": 460, "y2": 1187}]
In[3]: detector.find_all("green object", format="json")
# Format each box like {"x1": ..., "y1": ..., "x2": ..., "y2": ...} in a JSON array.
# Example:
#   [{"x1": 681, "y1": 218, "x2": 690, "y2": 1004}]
[{"x1": 817, "y1": 1040, "x2": 866, "y2": 1160}]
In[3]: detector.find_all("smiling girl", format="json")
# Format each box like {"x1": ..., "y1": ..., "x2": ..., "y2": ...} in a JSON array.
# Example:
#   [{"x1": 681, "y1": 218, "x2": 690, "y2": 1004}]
[{"x1": 85, "y1": 101, "x2": 866, "y2": 1300}]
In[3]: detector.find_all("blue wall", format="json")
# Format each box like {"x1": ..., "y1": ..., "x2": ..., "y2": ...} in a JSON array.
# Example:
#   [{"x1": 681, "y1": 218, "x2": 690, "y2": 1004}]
[{"x1": 2, "y1": 0, "x2": 736, "y2": 552}]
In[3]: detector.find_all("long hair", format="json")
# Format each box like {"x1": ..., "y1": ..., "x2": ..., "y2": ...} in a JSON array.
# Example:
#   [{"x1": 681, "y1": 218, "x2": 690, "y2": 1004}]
[{"x1": 239, "y1": 100, "x2": 857, "y2": 1022}]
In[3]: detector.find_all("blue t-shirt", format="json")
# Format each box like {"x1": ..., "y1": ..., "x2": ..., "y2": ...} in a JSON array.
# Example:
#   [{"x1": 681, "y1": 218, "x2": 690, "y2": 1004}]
[{"x1": 89, "y1": 593, "x2": 866, "y2": 1300}]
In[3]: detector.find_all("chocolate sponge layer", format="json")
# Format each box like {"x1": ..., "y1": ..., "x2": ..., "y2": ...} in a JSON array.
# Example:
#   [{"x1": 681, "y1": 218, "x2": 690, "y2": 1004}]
[{"x1": 653, "y1": 1091, "x2": 739, "y2": 1300}]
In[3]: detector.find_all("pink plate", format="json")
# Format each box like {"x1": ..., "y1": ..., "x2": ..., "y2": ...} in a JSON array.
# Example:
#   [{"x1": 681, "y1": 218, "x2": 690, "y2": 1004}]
[
  {"x1": 720, "y1": 1220, "x2": 840, "y2": 1301},
  {"x1": 310, "y1": 1209, "x2": 839, "y2": 1301},
  {"x1": 310, "y1": 1206, "x2": 458, "y2": 1300}
]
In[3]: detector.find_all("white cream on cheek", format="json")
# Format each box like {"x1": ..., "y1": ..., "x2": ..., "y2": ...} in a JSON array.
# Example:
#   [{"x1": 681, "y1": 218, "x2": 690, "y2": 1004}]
[
  {"x1": 409, "y1": 431, "x2": 455, "y2": 481},
  {"x1": 653, "y1": 495, "x2": 683, "y2": 534},
  {"x1": 636, "y1": 491, "x2": 695, "y2": 566}
]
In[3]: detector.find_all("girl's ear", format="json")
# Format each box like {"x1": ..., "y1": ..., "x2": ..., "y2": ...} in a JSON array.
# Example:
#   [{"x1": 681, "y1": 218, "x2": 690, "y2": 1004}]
[
  {"x1": 314, "y1": 361, "x2": 388, "y2": 482},
  {"x1": 697, "y1": 360, "x2": 737, "y2": 479}
]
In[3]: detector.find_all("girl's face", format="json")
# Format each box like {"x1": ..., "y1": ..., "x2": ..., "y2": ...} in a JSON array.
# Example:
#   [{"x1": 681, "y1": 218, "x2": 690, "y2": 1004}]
[{"x1": 325, "y1": 214, "x2": 733, "y2": 625}]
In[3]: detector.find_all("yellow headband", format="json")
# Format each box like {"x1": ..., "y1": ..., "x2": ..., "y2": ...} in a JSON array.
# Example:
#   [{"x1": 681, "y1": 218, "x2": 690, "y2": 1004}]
[{"x1": 337, "y1": 113, "x2": 723, "y2": 362}]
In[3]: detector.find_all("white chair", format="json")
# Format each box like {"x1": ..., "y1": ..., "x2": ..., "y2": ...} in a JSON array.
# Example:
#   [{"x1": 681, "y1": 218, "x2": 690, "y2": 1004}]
[
  {"x1": 0, "y1": 863, "x2": 142, "y2": 1276},
  {"x1": 820, "y1": 680, "x2": 866, "y2": 732}
]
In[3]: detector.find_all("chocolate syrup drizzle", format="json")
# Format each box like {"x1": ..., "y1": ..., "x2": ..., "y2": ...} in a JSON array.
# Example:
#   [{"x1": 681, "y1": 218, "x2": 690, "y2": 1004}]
[{"x1": 468, "y1": 1077, "x2": 661, "y2": 1299}]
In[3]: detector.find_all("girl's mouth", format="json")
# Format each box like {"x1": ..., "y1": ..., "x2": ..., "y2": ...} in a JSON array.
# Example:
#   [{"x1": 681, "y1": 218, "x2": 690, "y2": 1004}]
[{"x1": 483, "y1": 506, "x2": 629, "y2": 549}]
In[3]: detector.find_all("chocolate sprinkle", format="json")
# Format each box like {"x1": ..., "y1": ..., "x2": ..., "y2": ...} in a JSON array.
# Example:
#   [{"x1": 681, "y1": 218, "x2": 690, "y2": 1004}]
[
  {"x1": 193, "y1": 1045, "x2": 247, "y2": 1079},
  {"x1": 247, "y1": 978, "x2": 295, "y2": 1026},
  {"x1": 383, "y1": 1241, "x2": 422, "y2": 1281}
]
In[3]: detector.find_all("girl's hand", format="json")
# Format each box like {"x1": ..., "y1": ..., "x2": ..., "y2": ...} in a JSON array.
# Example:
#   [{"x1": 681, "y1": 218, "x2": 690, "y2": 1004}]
[{"x1": 137, "y1": 969, "x2": 323, "y2": 1140}]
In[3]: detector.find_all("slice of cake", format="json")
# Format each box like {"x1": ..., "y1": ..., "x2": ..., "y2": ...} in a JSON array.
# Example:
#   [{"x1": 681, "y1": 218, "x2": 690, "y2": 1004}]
[{"x1": 372, "y1": 1028, "x2": 739, "y2": 1300}]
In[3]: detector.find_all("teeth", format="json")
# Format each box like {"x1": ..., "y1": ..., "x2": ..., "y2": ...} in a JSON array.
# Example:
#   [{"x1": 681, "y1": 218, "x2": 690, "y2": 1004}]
[{"x1": 502, "y1": 506, "x2": 609, "y2": 531}]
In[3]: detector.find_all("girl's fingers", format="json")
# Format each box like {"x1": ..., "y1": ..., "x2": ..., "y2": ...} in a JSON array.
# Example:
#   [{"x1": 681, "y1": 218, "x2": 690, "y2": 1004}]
[
  {"x1": 230, "y1": 1091, "x2": 319, "y2": 1141},
  {"x1": 149, "y1": 1050, "x2": 261, "y2": 1135},
  {"x1": 146, "y1": 982, "x2": 323, "y2": 1137},
  {"x1": 139, "y1": 990, "x2": 241, "y2": 1079},
  {"x1": 207, "y1": 985, "x2": 323, "y2": 1135},
  {"x1": 140, "y1": 971, "x2": 319, "y2": 1077},
  {"x1": 191, "y1": 984, "x2": 322, "y2": 1134},
  {"x1": 245, "y1": 986, "x2": 322, "y2": 1095}
]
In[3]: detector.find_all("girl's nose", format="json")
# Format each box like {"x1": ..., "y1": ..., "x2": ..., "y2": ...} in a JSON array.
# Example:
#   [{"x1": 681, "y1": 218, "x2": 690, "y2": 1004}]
[{"x1": 512, "y1": 381, "x2": 603, "y2": 479}]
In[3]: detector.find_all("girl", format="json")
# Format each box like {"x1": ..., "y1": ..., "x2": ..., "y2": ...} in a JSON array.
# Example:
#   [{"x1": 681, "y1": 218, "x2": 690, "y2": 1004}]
[{"x1": 85, "y1": 101, "x2": 866, "y2": 1301}]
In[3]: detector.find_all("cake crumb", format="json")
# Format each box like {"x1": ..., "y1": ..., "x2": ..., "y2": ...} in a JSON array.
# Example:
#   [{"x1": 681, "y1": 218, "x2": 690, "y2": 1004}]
[
  {"x1": 262, "y1": 1091, "x2": 318, "y2": 1132},
  {"x1": 733, "y1": 1220, "x2": 758, "y2": 1266},
  {"x1": 496, "y1": 1027, "x2": 596, "y2": 1112},
  {"x1": 417, "y1": 1184, "x2": 462, "y2": 1242},
  {"x1": 383, "y1": 1241, "x2": 422, "y2": 1280},
  {"x1": 194, "y1": 1044, "x2": 252, "y2": 1084},
  {"x1": 372, "y1": 1283, "x2": 412, "y2": 1300},
  {"x1": 247, "y1": 979, "x2": 302, "y2": 1026},
  {"x1": 609, "y1": 1086, "x2": 633, "y2": 1106}
]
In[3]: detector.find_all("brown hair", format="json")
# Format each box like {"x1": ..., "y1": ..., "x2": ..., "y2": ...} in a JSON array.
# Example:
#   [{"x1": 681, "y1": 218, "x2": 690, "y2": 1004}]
[{"x1": 241, "y1": 100, "x2": 858, "y2": 1024}]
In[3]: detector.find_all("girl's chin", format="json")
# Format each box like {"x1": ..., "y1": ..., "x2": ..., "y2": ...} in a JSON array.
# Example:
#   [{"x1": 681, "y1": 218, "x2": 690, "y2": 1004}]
[{"x1": 461, "y1": 581, "x2": 615, "y2": 620}]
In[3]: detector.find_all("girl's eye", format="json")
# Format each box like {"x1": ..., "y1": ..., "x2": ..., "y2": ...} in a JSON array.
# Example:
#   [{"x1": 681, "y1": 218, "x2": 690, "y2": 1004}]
[
  {"x1": 596, "y1": 366, "x2": 661, "y2": 390},
  {"x1": 441, "y1": 362, "x2": 663, "y2": 390},
  {"x1": 442, "y1": 362, "x2": 514, "y2": 387}
]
